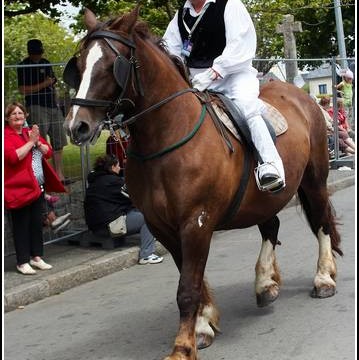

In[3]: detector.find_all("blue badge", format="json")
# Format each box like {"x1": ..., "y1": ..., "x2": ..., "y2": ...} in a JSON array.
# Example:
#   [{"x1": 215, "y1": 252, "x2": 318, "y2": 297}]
[{"x1": 181, "y1": 39, "x2": 193, "y2": 57}]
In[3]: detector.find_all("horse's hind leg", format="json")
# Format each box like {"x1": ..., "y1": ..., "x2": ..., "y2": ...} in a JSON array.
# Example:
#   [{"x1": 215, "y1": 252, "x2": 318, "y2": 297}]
[
  {"x1": 297, "y1": 183, "x2": 342, "y2": 298},
  {"x1": 255, "y1": 216, "x2": 282, "y2": 307}
]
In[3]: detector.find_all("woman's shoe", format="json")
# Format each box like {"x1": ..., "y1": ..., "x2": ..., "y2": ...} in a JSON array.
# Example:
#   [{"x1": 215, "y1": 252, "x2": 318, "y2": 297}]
[
  {"x1": 29, "y1": 259, "x2": 53, "y2": 270},
  {"x1": 53, "y1": 219, "x2": 71, "y2": 234},
  {"x1": 17, "y1": 263, "x2": 37, "y2": 275},
  {"x1": 51, "y1": 213, "x2": 71, "y2": 228}
]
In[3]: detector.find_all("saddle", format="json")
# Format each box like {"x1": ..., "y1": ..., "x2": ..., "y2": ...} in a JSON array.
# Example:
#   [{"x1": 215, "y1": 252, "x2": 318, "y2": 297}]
[{"x1": 197, "y1": 91, "x2": 288, "y2": 158}]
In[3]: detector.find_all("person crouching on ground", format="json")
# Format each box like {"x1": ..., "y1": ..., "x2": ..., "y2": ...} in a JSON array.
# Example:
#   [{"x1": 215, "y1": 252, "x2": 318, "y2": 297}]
[{"x1": 84, "y1": 155, "x2": 163, "y2": 265}]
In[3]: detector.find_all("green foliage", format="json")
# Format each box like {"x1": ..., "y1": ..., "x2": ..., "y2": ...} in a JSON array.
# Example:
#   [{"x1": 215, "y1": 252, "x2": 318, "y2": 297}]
[
  {"x1": 247, "y1": 0, "x2": 355, "y2": 73},
  {"x1": 4, "y1": 0, "x2": 355, "y2": 77},
  {"x1": 62, "y1": 131, "x2": 110, "y2": 178}
]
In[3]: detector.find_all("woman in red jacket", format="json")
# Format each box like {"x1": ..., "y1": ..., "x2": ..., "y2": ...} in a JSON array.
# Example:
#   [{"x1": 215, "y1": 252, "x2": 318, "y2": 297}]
[{"x1": 4, "y1": 102, "x2": 65, "y2": 274}]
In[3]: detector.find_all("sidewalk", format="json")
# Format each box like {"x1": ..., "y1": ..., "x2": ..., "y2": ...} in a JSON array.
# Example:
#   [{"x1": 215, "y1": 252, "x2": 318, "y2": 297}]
[{"x1": 4, "y1": 168, "x2": 355, "y2": 313}]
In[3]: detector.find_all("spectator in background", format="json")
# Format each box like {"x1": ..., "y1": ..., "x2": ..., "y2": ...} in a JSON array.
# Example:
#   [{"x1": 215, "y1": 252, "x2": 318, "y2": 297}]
[
  {"x1": 317, "y1": 96, "x2": 335, "y2": 157},
  {"x1": 106, "y1": 129, "x2": 130, "y2": 170},
  {"x1": 17, "y1": 39, "x2": 70, "y2": 184},
  {"x1": 4, "y1": 102, "x2": 66, "y2": 274},
  {"x1": 321, "y1": 97, "x2": 356, "y2": 156},
  {"x1": 84, "y1": 155, "x2": 163, "y2": 265},
  {"x1": 348, "y1": 61, "x2": 355, "y2": 127},
  {"x1": 336, "y1": 68, "x2": 354, "y2": 132}
]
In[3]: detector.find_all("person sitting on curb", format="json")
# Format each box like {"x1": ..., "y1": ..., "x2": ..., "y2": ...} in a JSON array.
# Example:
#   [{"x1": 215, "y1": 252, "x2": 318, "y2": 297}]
[{"x1": 84, "y1": 155, "x2": 163, "y2": 265}]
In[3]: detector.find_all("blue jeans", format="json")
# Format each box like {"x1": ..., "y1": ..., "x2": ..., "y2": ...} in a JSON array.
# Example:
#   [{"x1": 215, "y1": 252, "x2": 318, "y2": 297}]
[{"x1": 125, "y1": 209, "x2": 155, "y2": 258}]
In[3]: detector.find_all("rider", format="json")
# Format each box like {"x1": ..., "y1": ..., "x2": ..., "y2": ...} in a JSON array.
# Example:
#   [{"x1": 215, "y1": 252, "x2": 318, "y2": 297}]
[{"x1": 163, "y1": 0, "x2": 285, "y2": 192}]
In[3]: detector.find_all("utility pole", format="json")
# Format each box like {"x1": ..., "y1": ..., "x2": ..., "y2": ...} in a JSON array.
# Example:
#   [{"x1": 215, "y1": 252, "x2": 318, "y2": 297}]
[
  {"x1": 333, "y1": 0, "x2": 348, "y2": 68},
  {"x1": 276, "y1": 14, "x2": 302, "y2": 84}
]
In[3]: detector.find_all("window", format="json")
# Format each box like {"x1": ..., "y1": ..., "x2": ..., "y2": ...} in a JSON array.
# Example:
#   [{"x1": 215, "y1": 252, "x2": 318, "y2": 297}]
[{"x1": 318, "y1": 84, "x2": 327, "y2": 94}]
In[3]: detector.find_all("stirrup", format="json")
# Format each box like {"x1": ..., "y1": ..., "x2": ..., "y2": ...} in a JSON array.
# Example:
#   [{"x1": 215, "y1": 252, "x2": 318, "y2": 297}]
[{"x1": 254, "y1": 163, "x2": 285, "y2": 193}]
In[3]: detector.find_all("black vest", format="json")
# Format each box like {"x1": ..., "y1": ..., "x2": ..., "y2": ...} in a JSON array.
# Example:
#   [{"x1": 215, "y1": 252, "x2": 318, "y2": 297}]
[{"x1": 178, "y1": 0, "x2": 227, "y2": 68}]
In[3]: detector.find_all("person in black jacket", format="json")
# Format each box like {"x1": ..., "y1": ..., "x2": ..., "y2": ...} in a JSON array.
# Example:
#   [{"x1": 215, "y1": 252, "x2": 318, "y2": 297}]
[{"x1": 84, "y1": 155, "x2": 163, "y2": 264}]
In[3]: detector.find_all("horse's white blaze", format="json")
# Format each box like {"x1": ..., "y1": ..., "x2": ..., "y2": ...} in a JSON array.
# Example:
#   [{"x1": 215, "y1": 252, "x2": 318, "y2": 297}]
[
  {"x1": 68, "y1": 43, "x2": 103, "y2": 126},
  {"x1": 255, "y1": 239, "x2": 276, "y2": 293},
  {"x1": 195, "y1": 305, "x2": 215, "y2": 337},
  {"x1": 314, "y1": 227, "x2": 336, "y2": 287}
]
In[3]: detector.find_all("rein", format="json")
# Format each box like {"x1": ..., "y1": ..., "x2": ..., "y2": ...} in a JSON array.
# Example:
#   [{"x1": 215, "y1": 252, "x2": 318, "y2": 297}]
[
  {"x1": 121, "y1": 88, "x2": 198, "y2": 126},
  {"x1": 127, "y1": 104, "x2": 207, "y2": 161}
]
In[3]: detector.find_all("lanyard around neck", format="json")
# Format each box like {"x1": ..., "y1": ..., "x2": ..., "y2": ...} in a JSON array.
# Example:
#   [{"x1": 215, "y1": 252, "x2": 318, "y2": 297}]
[{"x1": 182, "y1": 2, "x2": 210, "y2": 39}]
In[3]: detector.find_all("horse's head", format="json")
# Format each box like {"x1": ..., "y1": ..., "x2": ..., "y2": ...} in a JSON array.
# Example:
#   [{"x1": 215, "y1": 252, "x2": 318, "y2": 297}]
[{"x1": 63, "y1": 7, "x2": 141, "y2": 145}]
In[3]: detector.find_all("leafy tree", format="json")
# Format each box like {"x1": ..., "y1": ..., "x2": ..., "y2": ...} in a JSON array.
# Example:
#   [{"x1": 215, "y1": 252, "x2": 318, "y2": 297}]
[{"x1": 4, "y1": 0, "x2": 355, "y2": 74}]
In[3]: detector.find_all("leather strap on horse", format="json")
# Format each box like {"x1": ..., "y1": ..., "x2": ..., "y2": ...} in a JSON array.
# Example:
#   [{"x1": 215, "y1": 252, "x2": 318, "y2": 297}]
[
  {"x1": 196, "y1": 91, "x2": 234, "y2": 153},
  {"x1": 219, "y1": 143, "x2": 252, "y2": 228},
  {"x1": 196, "y1": 91, "x2": 252, "y2": 227},
  {"x1": 121, "y1": 88, "x2": 198, "y2": 126},
  {"x1": 127, "y1": 104, "x2": 207, "y2": 161}
]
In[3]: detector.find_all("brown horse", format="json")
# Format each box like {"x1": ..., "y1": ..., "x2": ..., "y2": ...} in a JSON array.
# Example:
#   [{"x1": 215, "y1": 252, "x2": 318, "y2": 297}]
[{"x1": 63, "y1": 7, "x2": 342, "y2": 360}]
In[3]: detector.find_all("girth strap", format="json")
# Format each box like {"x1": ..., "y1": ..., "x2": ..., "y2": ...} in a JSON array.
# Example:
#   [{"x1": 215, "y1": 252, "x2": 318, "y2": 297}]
[{"x1": 219, "y1": 144, "x2": 252, "y2": 228}]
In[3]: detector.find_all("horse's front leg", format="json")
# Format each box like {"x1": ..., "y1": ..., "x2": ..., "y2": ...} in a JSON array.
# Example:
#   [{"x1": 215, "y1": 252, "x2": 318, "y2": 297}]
[
  {"x1": 195, "y1": 279, "x2": 220, "y2": 350},
  {"x1": 164, "y1": 227, "x2": 213, "y2": 360},
  {"x1": 255, "y1": 217, "x2": 282, "y2": 307}
]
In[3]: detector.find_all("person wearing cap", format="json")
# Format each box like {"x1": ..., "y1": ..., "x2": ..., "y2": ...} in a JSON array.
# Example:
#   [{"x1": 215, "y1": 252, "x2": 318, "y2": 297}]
[
  {"x1": 17, "y1": 39, "x2": 69, "y2": 184},
  {"x1": 163, "y1": 0, "x2": 285, "y2": 193},
  {"x1": 336, "y1": 68, "x2": 354, "y2": 133}
]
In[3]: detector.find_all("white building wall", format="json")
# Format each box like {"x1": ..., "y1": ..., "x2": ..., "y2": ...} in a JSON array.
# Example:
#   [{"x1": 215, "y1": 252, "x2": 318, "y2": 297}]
[{"x1": 308, "y1": 77, "x2": 332, "y2": 97}]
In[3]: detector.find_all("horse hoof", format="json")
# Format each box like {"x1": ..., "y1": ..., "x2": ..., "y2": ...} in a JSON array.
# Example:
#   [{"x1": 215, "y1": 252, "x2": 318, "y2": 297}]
[
  {"x1": 197, "y1": 333, "x2": 214, "y2": 349},
  {"x1": 311, "y1": 286, "x2": 336, "y2": 298},
  {"x1": 256, "y1": 287, "x2": 280, "y2": 307}
]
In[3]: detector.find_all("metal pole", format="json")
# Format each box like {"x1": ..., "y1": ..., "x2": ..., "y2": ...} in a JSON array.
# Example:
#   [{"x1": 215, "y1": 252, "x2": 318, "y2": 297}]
[
  {"x1": 331, "y1": 57, "x2": 340, "y2": 165},
  {"x1": 333, "y1": 0, "x2": 348, "y2": 68}
]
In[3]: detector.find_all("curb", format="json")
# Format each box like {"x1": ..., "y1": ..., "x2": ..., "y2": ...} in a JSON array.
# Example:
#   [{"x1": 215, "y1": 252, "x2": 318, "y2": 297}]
[
  {"x1": 4, "y1": 175, "x2": 355, "y2": 313},
  {"x1": 4, "y1": 243, "x2": 167, "y2": 313}
]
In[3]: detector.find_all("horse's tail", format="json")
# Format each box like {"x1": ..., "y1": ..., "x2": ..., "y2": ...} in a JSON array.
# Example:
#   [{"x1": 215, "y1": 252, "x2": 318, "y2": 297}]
[{"x1": 297, "y1": 187, "x2": 343, "y2": 256}]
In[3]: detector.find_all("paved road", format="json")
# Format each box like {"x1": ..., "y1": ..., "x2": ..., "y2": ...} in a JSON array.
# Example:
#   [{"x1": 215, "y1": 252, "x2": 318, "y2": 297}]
[{"x1": 4, "y1": 186, "x2": 355, "y2": 360}]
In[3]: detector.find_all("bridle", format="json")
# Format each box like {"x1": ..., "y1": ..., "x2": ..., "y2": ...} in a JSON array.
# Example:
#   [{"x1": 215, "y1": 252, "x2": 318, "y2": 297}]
[
  {"x1": 64, "y1": 29, "x2": 143, "y2": 119},
  {"x1": 63, "y1": 28, "x2": 198, "y2": 141}
]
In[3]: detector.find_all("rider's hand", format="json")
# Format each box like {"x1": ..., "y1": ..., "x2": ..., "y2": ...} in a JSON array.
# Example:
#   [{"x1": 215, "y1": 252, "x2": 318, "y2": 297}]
[{"x1": 192, "y1": 68, "x2": 220, "y2": 91}]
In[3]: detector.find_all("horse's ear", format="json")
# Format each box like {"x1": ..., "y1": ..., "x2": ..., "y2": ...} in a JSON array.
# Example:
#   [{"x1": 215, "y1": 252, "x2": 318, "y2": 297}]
[
  {"x1": 84, "y1": 8, "x2": 98, "y2": 31},
  {"x1": 110, "y1": 4, "x2": 141, "y2": 33}
]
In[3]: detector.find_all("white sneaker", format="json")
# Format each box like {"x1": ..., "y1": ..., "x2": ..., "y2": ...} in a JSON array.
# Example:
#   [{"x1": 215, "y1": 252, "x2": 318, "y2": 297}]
[
  {"x1": 53, "y1": 219, "x2": 71, "y2": 234},
  {"x1": 30, "y1": 259, "x2": 53, "y2": 270},
  {"x1": 51, "y1": 213, "x2": 71, "y2": 228},
  {"x1": 138, "y1": 254, "x2": 163, "y2": 265},
  {"x1": 17, "y1": 263, "x2": 37, "y2": 275}
]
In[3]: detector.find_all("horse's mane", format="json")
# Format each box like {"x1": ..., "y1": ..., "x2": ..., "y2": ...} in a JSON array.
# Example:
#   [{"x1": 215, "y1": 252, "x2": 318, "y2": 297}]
[
  {"x1": 78, "y1": 14, "x2": 190, "y2": 84},
  {"x1": 133, "y1": 21, "x2": 190, "y2": 83}
]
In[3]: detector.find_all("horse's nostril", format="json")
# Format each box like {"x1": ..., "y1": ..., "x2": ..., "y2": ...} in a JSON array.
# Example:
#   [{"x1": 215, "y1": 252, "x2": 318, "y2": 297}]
[
  {"x1": 68, "y1": 120, "x2": 93, "y2": 145},
  {"x1": 77, "y1": 121, "x2": 90, "y2": 136}
]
